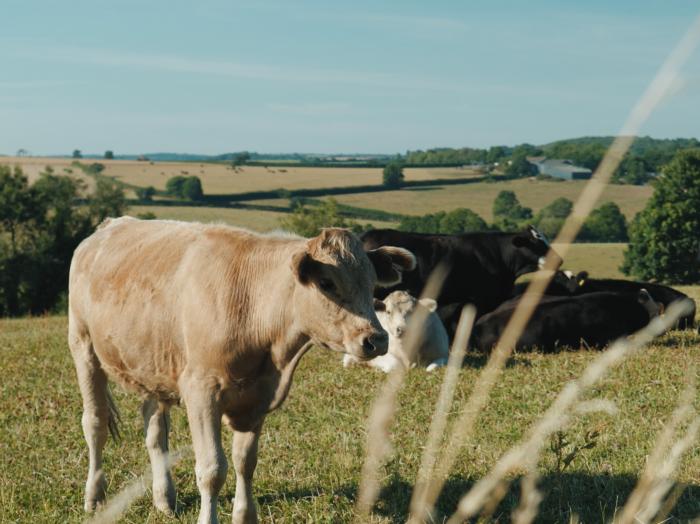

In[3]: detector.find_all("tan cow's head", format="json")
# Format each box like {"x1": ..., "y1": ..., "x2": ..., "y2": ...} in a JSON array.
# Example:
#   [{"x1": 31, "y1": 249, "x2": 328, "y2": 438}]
[{"x1": 291, "y1": 228, "x2": 415, "y2": 360}]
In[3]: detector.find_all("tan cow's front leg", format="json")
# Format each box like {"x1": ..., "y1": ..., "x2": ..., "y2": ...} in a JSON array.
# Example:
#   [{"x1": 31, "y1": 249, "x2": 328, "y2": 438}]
[
  {"x1": 182, "y1": 381, "x2": 228, "y2": 524},
  {"x1": 231, "y1": 421, "x2": 263, "y2": 524},
  {"x1": 141, "y1": 397, "x2": 176, "y2": 514}
]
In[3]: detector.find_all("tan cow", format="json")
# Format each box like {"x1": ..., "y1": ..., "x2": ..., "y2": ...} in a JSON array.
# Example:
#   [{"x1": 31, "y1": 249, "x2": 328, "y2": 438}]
[{"x1": 68, "y1": 217, "x2": 415, "y2": 524}]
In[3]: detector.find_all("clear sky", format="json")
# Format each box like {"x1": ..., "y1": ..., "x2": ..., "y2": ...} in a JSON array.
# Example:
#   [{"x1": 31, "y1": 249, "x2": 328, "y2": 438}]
[{"x1": 2, "y1": 0, "x2": 699, "y2": 155}]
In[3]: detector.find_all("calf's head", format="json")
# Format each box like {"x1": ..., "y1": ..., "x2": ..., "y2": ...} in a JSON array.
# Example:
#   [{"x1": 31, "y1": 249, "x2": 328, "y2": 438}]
[
  {"x1": 511, "y1": 225, "x2": 563, "y2": 276},
  {"x1": 292, "y1": 228, "x2": 415, "y2": 359},
  {"x1": 375, "y1": 291, "x2": 437, "y2": 339}
]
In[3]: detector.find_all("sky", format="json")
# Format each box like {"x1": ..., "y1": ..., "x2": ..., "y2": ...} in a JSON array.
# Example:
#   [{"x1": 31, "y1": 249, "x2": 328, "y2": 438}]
[{"x1": 2, "y1": 0, "x2": 700, "y2": 155}]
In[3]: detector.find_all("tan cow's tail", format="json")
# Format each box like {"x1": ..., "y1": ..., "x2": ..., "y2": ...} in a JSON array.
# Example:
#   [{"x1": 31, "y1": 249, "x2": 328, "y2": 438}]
[{"x1": 106, "y1": 386, "x2": 121, "y2": 441}]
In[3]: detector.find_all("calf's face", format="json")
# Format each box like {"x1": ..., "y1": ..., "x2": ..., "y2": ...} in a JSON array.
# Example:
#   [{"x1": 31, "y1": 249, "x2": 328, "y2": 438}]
[
  {"x1": 375, "y1": 291, "x2": 437, "y2": 339},
  {"x1": 293, "y1": 228, "x2": 415, "y2": 359},
  {"x1": 511, "y1": 225, "x2": 563, "y2": 276}
]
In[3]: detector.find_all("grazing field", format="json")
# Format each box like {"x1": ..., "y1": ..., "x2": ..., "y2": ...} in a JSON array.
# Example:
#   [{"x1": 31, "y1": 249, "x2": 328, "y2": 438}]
[
  {"x1": 318, "y1": 179, "x2": 652, "y2": 221},
  {"x1": 129, "y1": 205, "x2": 398, "y2": 232},
  {"x1": 0, "y1": 156, "x2": 96, "y2": 191},
  {"x1": 1, "y1": 315, "x2": 698, "y2": 523}
]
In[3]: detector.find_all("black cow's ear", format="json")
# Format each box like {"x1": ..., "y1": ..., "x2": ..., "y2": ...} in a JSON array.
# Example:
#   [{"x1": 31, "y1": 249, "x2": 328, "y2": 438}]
[
  {"x1": 367, "y1": 246, "x2": 416, "y2": 287},
  {"x1": 373, "y1": 298, "x2": 386, "y2": 311},
  {"x1": 292, "y1": 251, "x2": 322, "y2": 286}
]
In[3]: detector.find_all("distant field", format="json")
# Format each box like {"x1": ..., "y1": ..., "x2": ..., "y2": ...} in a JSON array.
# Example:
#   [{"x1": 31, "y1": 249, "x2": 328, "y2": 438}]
[
  {"x1": 556, "y1": 243, "x2": 627, "y2": 279},
  {"x1": 99, "y1": 161, "x2": 481, "y2": 195},
  {"x1": 0, "y1": 156, "x2": 96, "y2": 192},
  {"x1": 318, "y1": 179, "x2": 652, "y2": 221},
  {"x1": 129, "y1": 205, "x2": 398, "y2": 232}
]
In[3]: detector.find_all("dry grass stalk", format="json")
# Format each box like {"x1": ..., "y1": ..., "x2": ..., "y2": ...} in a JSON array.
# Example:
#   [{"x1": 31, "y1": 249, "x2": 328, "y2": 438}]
[
  {"x1": 408, "y1": 305, "x2": 477, "y2": 522},
  {"x1": 355, "y1": 264, "x2": 449, "y2": 517},
  {"x1": 414, "y1": 13, "x2": 700, "y2": 517},
  {"x1": 443, "y1": 302, "x2": 692, "y2": 524},
  {"x1": 615, "y1": 369, "x2": 699, "y2": 524},
  {"x1": 86, "y1": 446, "x2": 191, "y2": 524}
]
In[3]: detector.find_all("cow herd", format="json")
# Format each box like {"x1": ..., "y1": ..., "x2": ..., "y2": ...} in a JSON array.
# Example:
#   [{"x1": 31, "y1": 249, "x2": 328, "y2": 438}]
[{"x1": 67, "y1": 217, "x2": 696, "y2": 523}]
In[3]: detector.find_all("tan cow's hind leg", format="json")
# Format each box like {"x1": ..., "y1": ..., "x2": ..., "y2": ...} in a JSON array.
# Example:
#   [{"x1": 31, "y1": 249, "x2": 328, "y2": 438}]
[
  {"x1": 182, "y1": 381, "x2": 228, "y2": 524},
  {"x1": 231, "y1": 421, "x2": 263, "y2": 524},
  {"x1": 69, "y1": 330, "x2": 111, "y2": 512},
  {"x1": 141, "y1": 397, "x2": 176, "y2": 514}
]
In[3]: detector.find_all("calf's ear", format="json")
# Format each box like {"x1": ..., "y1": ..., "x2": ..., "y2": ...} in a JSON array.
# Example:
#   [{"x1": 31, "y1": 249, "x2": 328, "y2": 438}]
[
  {"x1": 292, "y1": 251, "x2": 322, "y2": 286},
  {"x1": 373, "y1": 299, "x2": 386, "y2": 311},
  {"x1": 418, "y1": 298, "x2": 438, "y2": 312},
  {"x1": 367, "y1": 246, "x2": 416, "y2": 287}
]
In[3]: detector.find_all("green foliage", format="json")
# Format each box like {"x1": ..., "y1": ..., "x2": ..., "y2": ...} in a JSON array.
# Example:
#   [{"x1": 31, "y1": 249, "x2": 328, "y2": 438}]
[
  {"x1": 405, "y1": 147, "x2": 487, "y2": 165},
  {"x1": 578, "y1": 202, "x2": 628, "y2": 242},
  {"x1": 136, "y1": 211, "x2": 157, "y2": 220},
  {"x1": 533, "y1": 197, "x2": 573, "y2": 238},
  {"x1": 165, "y1": 176, "x2": 204, "y2": 200},
  {"x1": 504, "y1": 154, "x2": 538, "y2": 178},
  {"x1": 622, "y1": 149, "x2": 700, "y2": 283},
  {"x1": 135, "y1": 186, "x2": 156, "y2": 201},
  {"x1": 279, "y1": 198, "x2": 365, "y2": 237},
  {"x1": 87, "y1": 162, "x2": 105, "y2": 174},
  {"x1": 231, "y1": 151, "x2": 251, "y2": 166},
  {"x1": 493, "y1": 190, "x2": 533, "y2": 231},
  {"x1": 104, "y1": 150, "x2": 114, "y2": 160},
  {"x1": 72, "y1": 149, "x2": 82, "y2": 159},
  {"x1": 382, "y1": 163, "x2": 405, "y2": 188},
  {"x1": 612, "y1": 156, "x2": 650, "y2": 185},
  {"x1": 0, "y1": 166, "x2": 126, "y2": 315},
  {"x1": 398, "y1": 208, "x2": 489, "y2": 234}
]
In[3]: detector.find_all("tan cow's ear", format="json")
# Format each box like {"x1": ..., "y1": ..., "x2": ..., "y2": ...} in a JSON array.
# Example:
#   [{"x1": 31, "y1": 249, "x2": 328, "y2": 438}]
[
  {"x1": 367, "y1": 246, "x2": 416, "y2": 287},
  {"x1": 292, "y1": 251, "x2": 322, "y2": 286}
]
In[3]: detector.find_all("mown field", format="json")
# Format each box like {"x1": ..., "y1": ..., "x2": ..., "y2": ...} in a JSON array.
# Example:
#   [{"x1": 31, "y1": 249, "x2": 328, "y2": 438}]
[{"x1": 1, "y1": 313, "x2": 698, "y2": 523}]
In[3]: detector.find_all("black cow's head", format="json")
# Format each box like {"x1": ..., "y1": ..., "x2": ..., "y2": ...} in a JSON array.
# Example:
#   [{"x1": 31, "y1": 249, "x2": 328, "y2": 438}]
[{"x1": 510, "y1": 225, "x2": 563, "y2": 277}]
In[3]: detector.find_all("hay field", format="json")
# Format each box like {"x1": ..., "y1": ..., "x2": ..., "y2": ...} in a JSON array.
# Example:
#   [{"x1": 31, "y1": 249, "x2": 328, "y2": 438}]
[
  {"x1": 0, "y1": 156, "x2": 96, "y2": 191},
  {"x1": 99, "y1": 162, "x2": 480, "y2": 195},
  {"x1": 129, "y1": 205, "x2": 398, "y2": 232},
  {"x1": 1, "y1": 315, "x2": 698, "y2": 523},
  {"x1": 317, "y1": 179, "x2": 652, "y2": 221}
]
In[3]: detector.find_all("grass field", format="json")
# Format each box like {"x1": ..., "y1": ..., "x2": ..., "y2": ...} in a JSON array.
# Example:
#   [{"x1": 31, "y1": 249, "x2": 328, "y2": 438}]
[
  {"x1": 1, "y1": 315, "x2": 698, "y2": 523},
  {"x1": 317, "y1": 179, "x2": 652, "y2": 221}
]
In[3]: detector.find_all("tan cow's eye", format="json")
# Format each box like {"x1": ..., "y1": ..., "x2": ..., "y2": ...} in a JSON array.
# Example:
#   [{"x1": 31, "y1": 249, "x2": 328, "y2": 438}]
[{"x1": 318, "y1": 278, "x2": 336, "y2": 293}]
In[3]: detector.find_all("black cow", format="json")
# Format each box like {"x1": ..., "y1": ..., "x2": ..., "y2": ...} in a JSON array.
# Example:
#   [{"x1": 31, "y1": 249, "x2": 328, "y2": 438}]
[
  {"x1": 361, "y1": 226, "x2": 562, "y2": 318},
  {"x1": 472, "y1": 290, "x2": 661, "y2": 353},
  {"x1": 510, "y1": 270, "x2": 579, "y2": 298},
  {"x1": 571, "y1": 272, "x2": 696, "y2": 330}
]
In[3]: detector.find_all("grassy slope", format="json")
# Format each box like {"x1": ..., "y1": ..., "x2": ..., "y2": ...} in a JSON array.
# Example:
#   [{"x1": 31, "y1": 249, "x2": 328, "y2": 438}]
[
  {"x1": 317, "y1": 179, "x2": 652, "y2": 221},
  {"x1": 1, "y1": 316, "x2": 698, "y2": 523}
]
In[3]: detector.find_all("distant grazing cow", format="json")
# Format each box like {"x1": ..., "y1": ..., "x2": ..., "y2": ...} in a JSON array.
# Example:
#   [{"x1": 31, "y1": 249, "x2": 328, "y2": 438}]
[
  {"x1": 361, "y1": 226, "x2": 562, "y2": 320},
  {"x1": 571, "y1": 272, "x2": 696, "y2": 330},
  {"x1": 472, "y1": 290, "x2": 661, "y2": 353},
  {"x1": 343, "y1": 291, "x2": 450, "y2": 372},
  {"x1": 68, "y1": 217, "x2": 415, "y2": 524}
]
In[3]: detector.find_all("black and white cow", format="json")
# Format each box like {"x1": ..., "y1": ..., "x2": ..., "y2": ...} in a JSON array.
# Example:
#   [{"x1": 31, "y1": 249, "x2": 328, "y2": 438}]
[
  {"x1": 361, "y1": 226, "x2": 562, "y2": 320},
  {"x1": 472, "y1": 290, "x2": 662, "y2": 353}
]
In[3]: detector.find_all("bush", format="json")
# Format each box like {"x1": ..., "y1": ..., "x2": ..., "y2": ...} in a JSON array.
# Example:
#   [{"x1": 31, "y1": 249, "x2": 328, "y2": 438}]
[
  {"x1": 398, "y1": 208, "x2": 489, "y2": 234},
  {"x1": 622, "y1": 149, "x2": 700, "y2": 283},
  {"x1": 135, "y1": 186, "x2": 156, "y2": 201},
  {"x1": 493, "y1": 190, "x2": 533, "y2": 231},
  {"x1": 279, "y1": 198, "x2": 363, "y2": 237},
  {"x1": 136, "y1": 212, "x2": 157, "y2": 220},
  {"x1": 578, "y1": 202, "x2": 628, "y2": 242},
  {"x1": 383, "y1": 163, "x2": 404, "y2": 188},
  {"x1": 165, "y1": 176, "x2": 204, "y2": 200},
  {"x1": 533, "y1": 197, "x2": 573, "y2": 238}
]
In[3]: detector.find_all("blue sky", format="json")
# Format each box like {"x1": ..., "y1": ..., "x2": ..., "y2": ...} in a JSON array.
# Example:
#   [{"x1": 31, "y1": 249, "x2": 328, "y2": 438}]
[{"x1": 2, "y1": 0, "x2": 699, "y2": 155}]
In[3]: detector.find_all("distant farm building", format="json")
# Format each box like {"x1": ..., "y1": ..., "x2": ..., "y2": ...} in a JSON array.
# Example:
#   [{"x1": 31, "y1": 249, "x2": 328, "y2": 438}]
[{"x1": 527, "y1": 157, "x2": 592, "y2": 180}]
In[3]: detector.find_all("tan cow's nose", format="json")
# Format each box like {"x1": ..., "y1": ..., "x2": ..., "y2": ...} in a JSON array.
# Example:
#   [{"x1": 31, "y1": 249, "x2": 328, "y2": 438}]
[{"x1": 362, "y1": 331, "x2": 388, "y2": 358}]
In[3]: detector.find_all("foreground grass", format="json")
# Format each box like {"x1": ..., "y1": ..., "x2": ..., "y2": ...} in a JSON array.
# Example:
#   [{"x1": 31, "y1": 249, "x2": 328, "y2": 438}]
[{"x1": 1, "y1": 317, "x2": 698, "y2": 523}]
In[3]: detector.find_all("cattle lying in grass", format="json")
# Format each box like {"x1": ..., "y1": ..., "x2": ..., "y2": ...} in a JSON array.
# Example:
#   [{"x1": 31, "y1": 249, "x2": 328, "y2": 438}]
[
  {"x1": 361, "y1": 226, "x2": 562, "y2": 319},
  {"x1": 68, "y1": 217, "x2": 415, "y2": 524},
  {"x1": 472, "y1": 290, "x2": 662, "y2": 353},
  {"x1": 509, "y1": 270, "x2": 579, "y2": 298},
  {"x1": 343, "y1": 291, "x2": 450, "y2": 372},
  {"x1": 571, "y1": 272, "x2": 696, "y2": 330}
]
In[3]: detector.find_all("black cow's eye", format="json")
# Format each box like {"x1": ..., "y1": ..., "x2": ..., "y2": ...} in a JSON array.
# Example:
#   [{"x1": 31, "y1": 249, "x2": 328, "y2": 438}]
[{"x1": 318, "y1": 278, "x2": 336, "y2": 293}]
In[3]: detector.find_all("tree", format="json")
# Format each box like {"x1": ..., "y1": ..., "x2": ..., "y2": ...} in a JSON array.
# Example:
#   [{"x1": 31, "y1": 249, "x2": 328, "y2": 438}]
[
  {"x1": 578, "y1": 202, "x2": 628, "y2": 242},
  {"x1": 72, "y1": 149, "x2": 82, "y2": 159},
  {"x1": 104, "y1": 150, "x2": 114, "y2": 160},
  {"x1": 135, "y1": 186, "x2": 156, "y2": 201},
  {"x1": 182, "y1": 176, "x2": 204, "y2": 200},
  {"x1": 438, "y1": 208, "x2": 489, "y2": 234},
  {"x1": 622, "y1": 149, "x2": 700, "y2": 283},
  {"x1": 89, "y1": 179, "x2": 126, "y2": 222},
  {"x1": 612, "y1": 156, "x2": 650, "y2": 185},
  {"x1": 493, "y1": 190, "x2": 533, "y2": 232},
  {"x1": 232, "y1": 151, "x2": 251, "y2": 167},
  {"x1": 486, "y1": 146, "x2": 507, "y2": 164},
  {"x1": 280, "y1": 199, "x2": 363, "y2": 237},
  {"x1": 165, "y1": 176, "x2": 187, "y2": 197},
  {"x1": 505, "y1": 155, "x2": 537, "y2": 178},
  {"x1": 383, "y1": 163, "x2": 404, "y2": 188},
  {"x1": 533, "y1": 197, "x2": 573, "y2": 238}
]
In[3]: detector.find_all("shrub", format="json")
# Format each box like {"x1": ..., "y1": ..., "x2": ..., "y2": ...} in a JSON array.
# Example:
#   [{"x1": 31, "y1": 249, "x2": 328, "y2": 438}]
[
  {"x1": 135, "y1": 186, "x2": 156, "y2": 202},
  {"x1": 578, "y1": 202, "x2": 628, "y2": 242},
  {"x1": 280, "y1": 199, "x2": 363, "y2": 237},
  {"x1": 383, "y1": 163, "x2": 404, "y2": 188}
]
